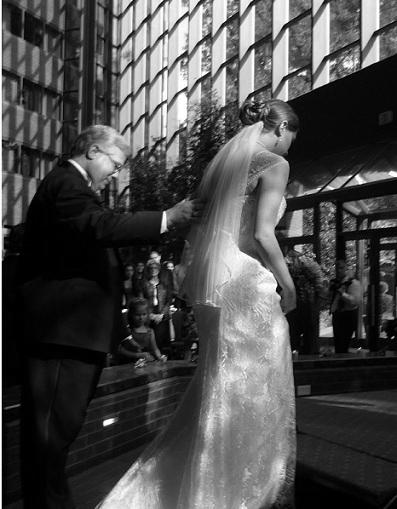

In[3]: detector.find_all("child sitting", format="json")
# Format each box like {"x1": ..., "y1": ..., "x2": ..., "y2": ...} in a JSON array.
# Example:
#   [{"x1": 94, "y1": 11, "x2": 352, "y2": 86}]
[{"x1": 118, "y1": 298, "x2": 167, "y2": 364}]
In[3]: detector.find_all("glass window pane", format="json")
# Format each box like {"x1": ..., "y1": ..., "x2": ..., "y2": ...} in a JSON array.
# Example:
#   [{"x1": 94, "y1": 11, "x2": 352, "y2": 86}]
[
  {"x1": 343, "y1": 142, "x2": 397, "y2": 187},
  {"x1": 3, "y1": 3, "x2": 22, "y2": 36},
  {"x1": 21, "y1": 147, "x2": 41, "y2": 178},
  {"x1": 179, "y1": 17, "x2": 188, "y2": 53},
  {"x1": 46, "y1": 26, "x2": 62, "y2": 58},
  {"x1": 65, "y1": 29, "x2": 81, "y2": 59},
  {"x1": 345, "y1": 195, "x2": 397, "y2": 214},
  {"x1": 95, "y1": 96, "x2": 105, "y2": 123},
  {"x1": 289, "y1": 15, "x2": 311, "y2": 72},
  {"x1": 2, "y1": 72, "x2": 20, "y2": 103},
  {"x1": 180, "y1": 57, "x2": 188, "y2": 88},
  {"x1": 251, "y1": 87, "x2": 272, "y2": 103},
  {"x1": 226, "y1": 59, "x2": 238, "y2": 102},
  {"x1": 380, "y1": 25, "x2": 397, "y2": 60},
  {"x1": 64, "y1": 62, "x2": 80, "y2": 90},
  {"x1": 380, "y1": 0, "x2": 397, "y2": 28},
  {"x1": 372, "y1": 219, "x2": 397, "y2": 229},
  {"x1": 202, "y1": 0, "x2": 212, "y2": 37},
  {"x1": 255, "y1": 0, "x2": 272, "y2": 42},
  {"x1": 289, "y1": 0, "x2": 311, "y2": 21},
  {"x1": 226, "y1": 18, "x2": 239, "y2": 59},
  {"x1": 329, "y1": 0, "x2": 360, "y2": 53},
  {"x1": 45, "y1": 90, "x2": 61, "y2": 120},
  {"x1": 111, "y1": 73, "x2": 118, "y2": 103},
  {"x1": 227, "y1": 0, "x2": 239, "y2": 17},
  {"x1": 97, "y1": 5, "x2": 105, "y2": 35},
  {"x1": 329, "y1": 44, "x2": 360, "y2": 82},
  {"x1": 63, "y1": 92, "x2": 79, "y2": 122},
  {"x1": 179, "y1": 129, "x2": 187, "y2": 162},
  {"x1": 225, "y1": 101, "x2": 239, "y2": 140},
  {"x1": 201, "y1": 38, "x2": 211, "y2": 74},
  {"x1": 201, "y1": 76, "x2": 212, "y2": 106},
  {"x1": 42, "y1": 152, "x2": 56, "y2": 176},
  {"x1": 288, "y1": 69, "x2": 311, "y2": 99},
  {"x1": 254, "y1": 42, "x2": 272, "y2": 90},
  {"x1": 22, "y1": 81, "x2": 42, "y2": 113},
  {"x1": 342, "y1": 209, "x2": 357, "y2": 232},
  {"x1": 97, "y1": 65, "x2": 104, "y2": 96},
  {"x1": 24, "y1": 13, "x2": 44, "y2": 47},
  {"x1": 66, "y1": 3, "x2": 81, "y2": 30},
  {"x1": 2, "y1": 141, "x2": 19, "y2": 173}
]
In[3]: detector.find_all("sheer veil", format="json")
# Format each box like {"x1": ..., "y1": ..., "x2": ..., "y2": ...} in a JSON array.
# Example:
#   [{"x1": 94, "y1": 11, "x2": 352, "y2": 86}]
[{"x1": 182, "y1": 122, "x2": 263, "y2": 306}]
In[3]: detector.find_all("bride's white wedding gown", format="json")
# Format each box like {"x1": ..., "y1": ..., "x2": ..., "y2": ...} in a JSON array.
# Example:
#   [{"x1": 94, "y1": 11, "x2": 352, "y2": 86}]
[{"x1": 98, "y1": 151, "x2": 296, "y2": 508}]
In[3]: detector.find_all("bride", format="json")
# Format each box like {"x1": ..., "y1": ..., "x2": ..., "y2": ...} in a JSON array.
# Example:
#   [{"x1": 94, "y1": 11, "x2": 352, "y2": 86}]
[{"x1": 98, "y1": 98, "x2": 299, "y2": 508}]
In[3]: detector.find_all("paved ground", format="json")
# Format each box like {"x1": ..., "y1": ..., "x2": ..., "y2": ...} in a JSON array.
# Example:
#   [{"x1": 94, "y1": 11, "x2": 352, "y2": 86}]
[{"x1": 5, "y1": 389, "x2": 397, "y2": 509}]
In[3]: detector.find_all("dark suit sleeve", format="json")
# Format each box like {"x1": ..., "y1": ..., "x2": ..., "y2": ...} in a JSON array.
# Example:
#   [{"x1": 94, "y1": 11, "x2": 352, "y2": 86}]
[{"x1": 53, "y1": 173, "x2": 163, "y2": 247}]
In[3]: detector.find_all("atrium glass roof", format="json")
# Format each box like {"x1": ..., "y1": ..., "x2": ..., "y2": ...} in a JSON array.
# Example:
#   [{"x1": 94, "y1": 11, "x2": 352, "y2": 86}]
[{"x1": 287, "y1": 140, "x2": 397, "y2": 198}]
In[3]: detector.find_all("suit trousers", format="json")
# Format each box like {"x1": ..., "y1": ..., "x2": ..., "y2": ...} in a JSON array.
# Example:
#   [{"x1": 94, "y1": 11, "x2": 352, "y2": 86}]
[
  {"x1": 332, "y1": 309, "x2": 358, "y2": 354},
  {"x1": 20, "y1": 344, "x2": 105, "y2": 509}
]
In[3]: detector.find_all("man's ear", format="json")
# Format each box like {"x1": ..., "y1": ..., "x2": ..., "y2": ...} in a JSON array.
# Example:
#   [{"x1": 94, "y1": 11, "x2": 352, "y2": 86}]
[{"x1": 86, "y1": 145, "x2": 99, "y2": 160}]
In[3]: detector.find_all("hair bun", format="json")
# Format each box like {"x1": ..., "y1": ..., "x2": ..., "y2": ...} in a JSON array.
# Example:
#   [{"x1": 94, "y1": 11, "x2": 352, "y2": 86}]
[{"x1": 239, "y1": 100, "x2": 270, "y2": 126}]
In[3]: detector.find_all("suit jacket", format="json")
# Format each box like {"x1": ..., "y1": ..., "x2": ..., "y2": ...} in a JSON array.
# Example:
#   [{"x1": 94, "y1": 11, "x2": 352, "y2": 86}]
[{"x1": 19, "y1": 163, "x2": 163, "y2": 353}]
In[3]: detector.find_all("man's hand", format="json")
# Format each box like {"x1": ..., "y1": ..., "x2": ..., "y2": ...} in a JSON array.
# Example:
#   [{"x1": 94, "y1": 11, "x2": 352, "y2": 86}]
[{"x1": 165, "y1": 198, "x2": 205, "y2": 231}]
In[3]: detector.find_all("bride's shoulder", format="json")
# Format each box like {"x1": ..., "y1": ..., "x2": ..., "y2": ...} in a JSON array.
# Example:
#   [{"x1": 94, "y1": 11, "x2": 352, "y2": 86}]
[
  {"x1": 252, "y1": 150, "x2": 288, "y2": 169},
  {"x1": 247, "y1": 151, "x2": 288, "y2": 193}
]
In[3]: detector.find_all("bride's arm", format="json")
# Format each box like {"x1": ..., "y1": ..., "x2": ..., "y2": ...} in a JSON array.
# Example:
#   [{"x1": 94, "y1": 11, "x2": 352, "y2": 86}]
[{"x1": 253, "y1": 160, "x2": 296, "y2": 313}]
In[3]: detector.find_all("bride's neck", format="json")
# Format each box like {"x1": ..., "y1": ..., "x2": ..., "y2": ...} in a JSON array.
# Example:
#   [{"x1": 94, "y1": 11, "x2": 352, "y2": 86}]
[{"x1": 256, "y1": 132, "x2": 277, "y2": 153}]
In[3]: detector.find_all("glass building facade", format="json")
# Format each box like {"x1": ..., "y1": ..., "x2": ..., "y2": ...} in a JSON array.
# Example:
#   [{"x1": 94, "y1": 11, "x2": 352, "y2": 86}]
[
  {"x1": 2, "y1": 0, "x2": 118, "y2": 224},
  {"x1": 116, "y1": 0, "x2": 397, "y2": 164}
]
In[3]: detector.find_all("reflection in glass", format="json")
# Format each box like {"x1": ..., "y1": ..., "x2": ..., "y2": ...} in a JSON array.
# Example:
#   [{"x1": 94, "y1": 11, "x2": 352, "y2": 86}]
[
  {"x1": 254, "y1": 42, "x2": 272, "y2": 90},
  {"x1": 226, "y1": 59, "x2": 238, "y2": 102},
  {"x1": 318, "y1": 202, "x2": 336, "y2": 337},
  {"x1": 288, "y1": 69, "x2": 311, "y2": 100},
  {"x1": 202, "y1": 0, "x2": 212, "y2": 37},
  {"x1": 329, "y1": 0, "x2": 360, "y2": 53},
  {"x1": 342, "y1": 209, "x2": 357, "y2": 232},
  {"x1": 289, "y1": 15, "x2": 311, "y2": 72},
  {"x1": 380, "y1": 25, "x2": 397, "y2": 60},
  {"x1": 329, "y1": 44, "x2": 360, "y2": 81},
  {"x1": 227, "y1": 0, "x2": 239, "y2": 18},
  {"x1": 380, "y1": 0, "x2": 397, "y2": 28},
  {"x1": 226, "y1": 18, "x2": 239, "y2": 59},
  {"x1": 180, "y1": 57, "x2": 188, "y2": 88},
  {"x1": 255, "y1": 0, "x2": 272, "y2": 42},
  {"x1": 292, "y1": 243, "x2": 314, "y2": 258},
  {"x1": 372, "y1": 219, "x2": 397, "y2": 229},
  {"x1": 179, "y1": 17, "x2": 188, "y2": 53},
  {"x1": 201, "y1": 39, "x2": 211, "y2": 74},
  {"x1": 2, "y1": 72, "x2": 20, "y2": 103},
  {"x1": 24, "y1": 13, "x2": 44, "y2": 47},
  {"x1": 282, "y1": 209, "x2": 313, "y2": 237},
  {"x1": 289, "y1": 0, "x2": 311, "y2": 20},
  {"x1": 251, "y1": 87, "x2": 271, "y2": 103}
]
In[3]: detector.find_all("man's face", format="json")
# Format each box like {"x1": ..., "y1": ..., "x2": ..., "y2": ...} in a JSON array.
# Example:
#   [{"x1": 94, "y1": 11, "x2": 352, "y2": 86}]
[{"x1": 86, "y1": 144, "x2": 128, "y2": 191}]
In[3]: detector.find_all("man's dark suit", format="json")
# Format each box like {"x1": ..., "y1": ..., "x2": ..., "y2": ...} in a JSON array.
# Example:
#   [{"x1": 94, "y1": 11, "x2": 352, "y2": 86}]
[{"x1": 19, "y1": 162, "x2": 163, "y2": 508}]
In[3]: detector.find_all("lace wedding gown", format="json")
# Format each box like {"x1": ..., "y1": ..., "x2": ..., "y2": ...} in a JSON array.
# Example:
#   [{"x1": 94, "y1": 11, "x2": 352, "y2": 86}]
[{"x1": 98, "y1": 150, "x2": 296, "y2": 509}]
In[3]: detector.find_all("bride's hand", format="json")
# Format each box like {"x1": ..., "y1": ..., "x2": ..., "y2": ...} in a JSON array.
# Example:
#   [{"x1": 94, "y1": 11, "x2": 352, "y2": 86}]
[{"x1": 280, "y1": 286, "x2": 296, "y2": 314}]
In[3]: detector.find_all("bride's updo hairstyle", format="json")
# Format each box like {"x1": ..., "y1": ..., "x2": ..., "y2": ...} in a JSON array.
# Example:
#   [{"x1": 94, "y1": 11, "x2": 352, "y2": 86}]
[{"x1": 239, "y1": 98, "x2": 299, "y2": 133}]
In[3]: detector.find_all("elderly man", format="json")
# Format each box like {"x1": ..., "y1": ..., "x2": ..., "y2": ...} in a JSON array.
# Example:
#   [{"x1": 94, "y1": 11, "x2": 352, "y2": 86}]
[{"x1": 19, "y1": 125, "x2": 203, "y2": 509}]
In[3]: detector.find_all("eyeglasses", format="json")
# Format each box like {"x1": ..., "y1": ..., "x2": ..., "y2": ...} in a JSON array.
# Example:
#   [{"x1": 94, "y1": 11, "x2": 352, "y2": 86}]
[{"x1": 97, "y1": 148, "x2": 128, "y2": 174}]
